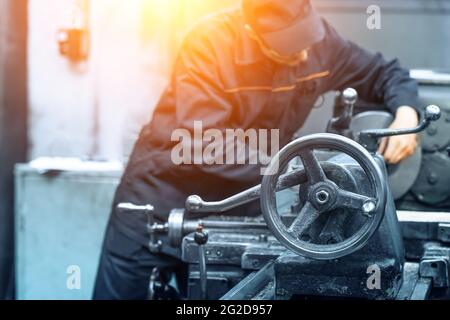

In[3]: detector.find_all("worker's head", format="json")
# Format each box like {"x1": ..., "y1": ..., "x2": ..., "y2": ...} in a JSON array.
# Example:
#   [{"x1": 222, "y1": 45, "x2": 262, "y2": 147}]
[{"x1": 242, "y1": 0, "x2": 325, "y2": 65}]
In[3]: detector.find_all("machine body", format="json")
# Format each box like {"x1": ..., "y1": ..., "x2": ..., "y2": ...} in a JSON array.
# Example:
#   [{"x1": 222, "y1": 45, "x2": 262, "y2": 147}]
[{"x1": 118, "y1": 94, "x2": 448, "y2": 300}]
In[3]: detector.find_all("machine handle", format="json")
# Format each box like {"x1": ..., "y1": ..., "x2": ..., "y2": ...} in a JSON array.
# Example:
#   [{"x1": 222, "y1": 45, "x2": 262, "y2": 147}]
[
  {"x1": 117, "y1": 202, "x2": 166, "y2": 253},
  {"x1": 194, "y1": 225, "x2": 209, "y2": 300},
  {"x1": 359, "y1": 105, "x2": 441, "y2": 152},
  {"x1": 326, "y1": 88, "x2": 358, "y2": 137},
  {"x1": 117, "y1": 203, "x2": 154, "y2": 213},
  {"x1": 185, "y1": 167, "x2": 308, "y2": 213}
]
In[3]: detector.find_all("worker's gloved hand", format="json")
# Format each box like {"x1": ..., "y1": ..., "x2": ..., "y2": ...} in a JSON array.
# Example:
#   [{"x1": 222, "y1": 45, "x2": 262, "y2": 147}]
[{"x1": 378, "y1": 106, "x2": 419, "y2": 164}]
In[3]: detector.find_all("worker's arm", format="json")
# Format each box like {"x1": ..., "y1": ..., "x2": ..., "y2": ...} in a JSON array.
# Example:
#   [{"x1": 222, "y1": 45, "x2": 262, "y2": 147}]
[{"x1": 319, "y1": 20, "x2": 420, "y2": 164}]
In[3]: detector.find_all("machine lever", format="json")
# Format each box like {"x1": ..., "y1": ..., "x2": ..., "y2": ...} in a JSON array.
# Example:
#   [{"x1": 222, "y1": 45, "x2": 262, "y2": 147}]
[
  {"x1": 185, "y1": 168, "x2": 309, "y2": 213},
  {"x1": 194, "y1": 225, "x2": 209, "y2": 300},
  {"x1": 117, "y1": 202, "x2": 154, "y2": 213},
  {"x1": 117, "y1": 203, "x2": 168, "y2": 253},
  {"x1": 327, "y1": 88, "x2": 358, "y2": 137},
  {"x1": 359, "y1": 105, "x2": 441, "y2": 152}
]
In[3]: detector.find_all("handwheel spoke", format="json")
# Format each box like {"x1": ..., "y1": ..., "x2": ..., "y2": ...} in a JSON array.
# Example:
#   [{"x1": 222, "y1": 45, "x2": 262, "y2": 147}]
[
  {"x1": 276, "y1": 168, "x2": 307, "y2": 191},
  {"x1": 288, "y1": 201, "x2": 320, "y2": 238},
  {"x1": 299, "y1": 149, "x2": 326, "y2": 184},
  {"x1": 337, "y1": 189, "x2": 377, "y2": 216}
]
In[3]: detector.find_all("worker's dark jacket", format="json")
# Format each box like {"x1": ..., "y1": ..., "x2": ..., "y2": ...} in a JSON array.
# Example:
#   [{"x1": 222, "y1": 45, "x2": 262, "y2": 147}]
[{"x1": 110, "y1": 8, "x2": 420, "y2": 249}]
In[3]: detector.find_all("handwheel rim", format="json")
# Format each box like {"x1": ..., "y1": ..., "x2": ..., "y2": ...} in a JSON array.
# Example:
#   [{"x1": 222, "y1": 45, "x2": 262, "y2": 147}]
[{"x1": 261, "y1": 133, "x2": 386, "y2": 260}]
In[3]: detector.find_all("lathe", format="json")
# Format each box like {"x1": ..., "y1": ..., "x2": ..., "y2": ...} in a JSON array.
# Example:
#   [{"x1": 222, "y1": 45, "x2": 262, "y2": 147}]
[{"x1": 118, "y1": 88, "x2": 450, "y2": 300}]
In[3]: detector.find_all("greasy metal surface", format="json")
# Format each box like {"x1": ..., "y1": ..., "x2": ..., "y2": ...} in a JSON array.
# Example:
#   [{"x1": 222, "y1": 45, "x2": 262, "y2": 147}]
[
  {"x1": 220, "y1": 262, "x2": 274, "y2": 300},
  {"x1": 411, "y1": 152, "x2": 450, "y2": 205},
  {"x1": 420, "y1": 244, "x2": 450, "y2": 288},
  {"x1": 418, "y1": 85, "x2": 450, "y2": 152},
  {"x1": 399, "y1": 211, "x2": 450, "y2": 260},
  {"x1": 438, "y1": 223, "x2": 450, "y2": 243},
  {"x1": 274, "y1": 252, "x2": 402, "y2": 300},
  {"x1": 272, "y1": 164, "x2": 404, "y2": 300},
  {"x1": 182, "y1": 230, "x2": 281, "y2": 266},
  {"x1": 166, "y1": 96, "x2": 450, "y2": 299},
  {"x1": 387, "y1": 150, "x2": 422, "y2": 200},
  {"x1": 351, "y1": 111, "x2": 393, "y2": 133},
  {"x1": 180, "y1": 153, "x2": 414, "y2": 300},
  {"x1": 396, "y1": 263, "x2": 421, "y2": 300},
  {"x1": 409, "y1": 278, "x2": 432, "y2": 300},
  {"x1": 187, "y1": 266, "x2": 249, "y2": 300}
]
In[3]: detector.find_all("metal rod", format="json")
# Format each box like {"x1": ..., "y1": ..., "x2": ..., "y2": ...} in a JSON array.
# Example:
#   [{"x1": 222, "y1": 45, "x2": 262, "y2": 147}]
[
  {"x1": 183, "y1": 220, "x2": 267, "y2": 235},
  {"x1": 198, "y1": 245, "x2": 207, "y2": 300}
]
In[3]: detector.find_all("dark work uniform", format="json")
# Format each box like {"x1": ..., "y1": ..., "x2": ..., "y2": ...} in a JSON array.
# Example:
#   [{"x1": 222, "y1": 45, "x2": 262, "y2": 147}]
[{"x1": 93, "y1": 8, "x2": 419, "y2": 299}]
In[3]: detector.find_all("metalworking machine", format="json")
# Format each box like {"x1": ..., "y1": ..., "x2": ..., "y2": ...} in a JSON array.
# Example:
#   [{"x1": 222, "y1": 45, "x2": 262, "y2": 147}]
[{"x1": 118, "y1": 87, "x2": 450, "y2": 300}]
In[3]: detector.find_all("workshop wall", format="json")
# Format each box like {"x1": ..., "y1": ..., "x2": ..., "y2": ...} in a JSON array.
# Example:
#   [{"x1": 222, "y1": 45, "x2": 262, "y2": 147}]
[
  {"x1": 28, "y1": 0, "x2": 237, "y2": 162},
  {"x1": 316, "y1": 0, "x2": 450, "y2": 69},
  {"x1": 29, "y1": 0, "x2": 161, "y2": 161}
]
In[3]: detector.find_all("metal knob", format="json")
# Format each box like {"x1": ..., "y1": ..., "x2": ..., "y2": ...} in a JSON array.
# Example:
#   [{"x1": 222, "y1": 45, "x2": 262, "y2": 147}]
[
  {"x1": 342, "y1": 88, "x2": 358, "y2": 106},
  {"x1": 424, "y1": 105, "x2": 441, "y2": 122},
  {"x1": 186, "y1": 195, "x2": 203, "y2": 212},
  {"x1": 194, "y1": 225, "x2": 209, "y2": 300},
  {"x1": 326, "y1": 88, "x2": 358, "y2": 137},
  {"x1": 194, "y1": 228, "x2": 209, "y2": 246}
]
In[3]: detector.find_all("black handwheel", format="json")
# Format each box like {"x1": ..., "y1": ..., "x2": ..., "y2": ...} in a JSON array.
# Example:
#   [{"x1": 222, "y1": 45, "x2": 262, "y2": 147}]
[{"x1": 261, "y1": 133, "x2": 386, "y2": 260}]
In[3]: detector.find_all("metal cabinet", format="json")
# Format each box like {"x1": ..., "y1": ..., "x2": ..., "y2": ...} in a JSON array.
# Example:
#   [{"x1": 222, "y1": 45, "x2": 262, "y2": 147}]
[{"x1": 15, "y1": 161, "x2": 122, "y2": 300}]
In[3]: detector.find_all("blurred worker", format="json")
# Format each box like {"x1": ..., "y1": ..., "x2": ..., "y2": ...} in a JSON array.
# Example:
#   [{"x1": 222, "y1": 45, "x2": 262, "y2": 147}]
[{"x1": 94, "y1": 0, "x2": 420, "y2": 299}]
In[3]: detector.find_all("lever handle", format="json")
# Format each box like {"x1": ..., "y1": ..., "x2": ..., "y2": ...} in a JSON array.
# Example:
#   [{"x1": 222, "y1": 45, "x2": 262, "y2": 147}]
[
  {"x1": 185, "y1": 185, "x2": 261, "y2": 213},
  {"x1": 341, "y1": 88, "x2": 358, "y2": 128},
  {"x1": 117, "y1": 203, "x2": 154, "y2": 213},
  {"x1": 326, "y1": 88, "x2": 358, "y2": 137},
  {"x1": 185, "y1": 166, "x2": 308, "y2": 214},
  {"x1": 342, "y1": 87, "x2": 358, "y2": 106},
  {"x1": 424, "y1": 104, "x2": 441, "y2": 122},
  {"x1": 359, "y1": 105, "x2": 441, "y2": 152},
  {"x1": 194, "y1": 225, "x2": 209, "y2": 300},
  {"x1": 117, "y1": 203, "x2": 165, "y2": 253}
]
